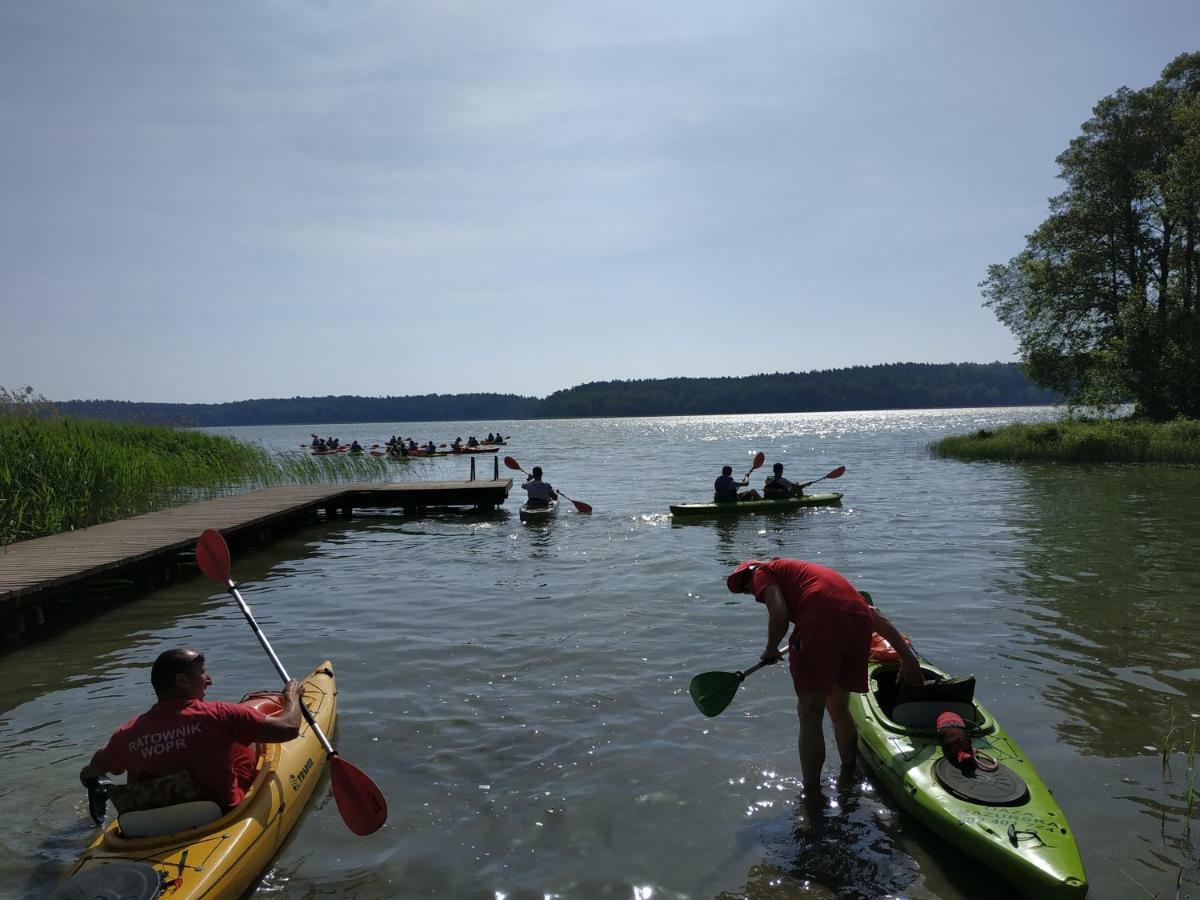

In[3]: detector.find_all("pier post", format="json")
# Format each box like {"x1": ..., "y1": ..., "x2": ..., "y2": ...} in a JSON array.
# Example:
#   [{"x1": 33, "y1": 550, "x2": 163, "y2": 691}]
[{"x1": 470, "y1": 457, "x2": 476, "y2": 481}]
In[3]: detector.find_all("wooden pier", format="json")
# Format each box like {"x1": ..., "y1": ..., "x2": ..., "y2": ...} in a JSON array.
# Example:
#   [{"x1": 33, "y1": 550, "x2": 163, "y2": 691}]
[{"x1": 0, "y1": 479, "x2": 511, "y2": 639}]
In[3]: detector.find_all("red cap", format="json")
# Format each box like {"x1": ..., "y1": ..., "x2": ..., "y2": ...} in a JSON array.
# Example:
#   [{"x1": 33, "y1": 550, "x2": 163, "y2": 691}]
[{"x1": 727, "y1": 560, "x2": 765, "y2": 593}]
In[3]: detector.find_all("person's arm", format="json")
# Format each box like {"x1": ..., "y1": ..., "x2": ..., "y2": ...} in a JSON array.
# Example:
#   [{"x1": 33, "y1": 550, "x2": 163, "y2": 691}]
[
  {"x1": 760, "y1": 585, "x2": 790, "y2": 663},
  {"x1": 246, "y1": 680, "x2": 304, "y2": 743},
  {"x1": 869, "y1": 607, "x2": 923, "y2": 686},
  {"x1": 79, "y1": 748, "x2": 117, "y2": 782}
]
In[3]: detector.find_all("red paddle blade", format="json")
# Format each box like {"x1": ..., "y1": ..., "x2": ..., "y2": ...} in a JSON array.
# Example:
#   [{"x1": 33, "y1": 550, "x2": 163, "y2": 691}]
[
  {"x1": 330, "y1": 756, "x2": 388, "y2": 836},
  {"x1": 195, "y1": 529, "x2": 232, "y2": 583},
  {"x1": 827, "y1": 465, "x2": 847, "y2": 479},
  {"x1": 751, "y1": 451, "x2": 765, "y2": 470},
  {"x1": 570, "y1": 498, "x2": 593, "y2": 514},
  {"x1": 503, "y1": 456, "x2": 522, "y2": 471}
]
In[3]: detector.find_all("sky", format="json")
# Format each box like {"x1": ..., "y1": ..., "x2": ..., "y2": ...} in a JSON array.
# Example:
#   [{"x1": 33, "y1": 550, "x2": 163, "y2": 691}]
[{"x1": 1, "y1": 2, "x2": 1195, "y2": 403}]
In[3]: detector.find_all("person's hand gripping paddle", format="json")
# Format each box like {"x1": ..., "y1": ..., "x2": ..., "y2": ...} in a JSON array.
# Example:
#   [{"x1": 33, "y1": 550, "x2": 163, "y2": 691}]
[
  {"x1": 195, "y1": 529, "x2": 387, "y2": 836},
  {"x1": 743, "y1": 451, "x2": 766, "y2": 482},
  {"x1": 503, "y1": 456, "x2": 593, "y2": 513}
]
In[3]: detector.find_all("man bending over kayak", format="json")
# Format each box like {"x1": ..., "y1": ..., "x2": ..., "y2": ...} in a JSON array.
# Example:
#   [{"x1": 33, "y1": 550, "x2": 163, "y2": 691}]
[
  {"x1": 726, "y1": 559, "x2": 922, "y2": 802},
  {"x1": 79, "y1": 648, "x2": 304, "y2": 812}
]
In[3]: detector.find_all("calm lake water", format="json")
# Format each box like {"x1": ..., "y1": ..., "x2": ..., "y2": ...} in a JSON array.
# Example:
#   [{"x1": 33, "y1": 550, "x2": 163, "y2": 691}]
[{"x1": 2, "y1": 408, "x2": 1198, "y2": 899}]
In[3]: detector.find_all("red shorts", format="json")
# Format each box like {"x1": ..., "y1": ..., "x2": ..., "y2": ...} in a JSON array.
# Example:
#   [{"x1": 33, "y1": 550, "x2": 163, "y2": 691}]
[{"x1": 788, "y1": 609, "x2": 873, "y2": 695}]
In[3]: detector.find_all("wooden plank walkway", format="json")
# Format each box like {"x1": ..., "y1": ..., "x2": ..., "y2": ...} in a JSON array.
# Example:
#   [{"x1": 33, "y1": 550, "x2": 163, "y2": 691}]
[{"x1": 0, "y1": 480, "x2": 511, "y2": 616}]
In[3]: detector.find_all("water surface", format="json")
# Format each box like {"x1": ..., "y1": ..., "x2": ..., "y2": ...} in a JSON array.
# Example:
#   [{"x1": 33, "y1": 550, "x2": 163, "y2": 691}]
[{"x1": 2, "y1": 408, "x2": 1197, "y2": 898}]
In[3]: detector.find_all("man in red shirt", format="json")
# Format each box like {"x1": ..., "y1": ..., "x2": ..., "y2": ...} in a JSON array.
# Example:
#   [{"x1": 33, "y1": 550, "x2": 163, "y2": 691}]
[
  {"x1": 79, "y1": 648, "x2": 304, "y2": 811},
  {"x1": 727, "y1": 559, "x2": 923, "y2": 798}
]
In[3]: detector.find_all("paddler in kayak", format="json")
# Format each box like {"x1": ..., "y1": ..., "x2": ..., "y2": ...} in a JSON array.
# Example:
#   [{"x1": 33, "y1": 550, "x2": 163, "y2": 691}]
[
  {"x1": 521, "y1": 466, "x2": 558, "y2": 509},
  {"x1": 714, "y1": 465, "x2": 761, "y2": 502},
  {"x1": 762, "y1": 462, "x2": 803, "y2": 499},
  {"x1": 78, "y1": 648, "x2": 305, "y2": 813},
  {"x1": 726, "y1": 559, "x2": 923, "y2": 803}
]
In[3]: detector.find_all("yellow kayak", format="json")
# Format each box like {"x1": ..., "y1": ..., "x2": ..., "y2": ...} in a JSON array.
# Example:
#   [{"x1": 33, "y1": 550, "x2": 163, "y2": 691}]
[{"x1": 56, "y1": 661, "x2": 336, "y2": 900}]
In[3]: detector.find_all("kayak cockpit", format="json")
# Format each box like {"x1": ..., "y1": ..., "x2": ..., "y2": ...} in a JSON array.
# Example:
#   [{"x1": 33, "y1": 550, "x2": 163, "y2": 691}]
[{"x1": 866, "y1": 663, "x2": 996, "y2": 737}]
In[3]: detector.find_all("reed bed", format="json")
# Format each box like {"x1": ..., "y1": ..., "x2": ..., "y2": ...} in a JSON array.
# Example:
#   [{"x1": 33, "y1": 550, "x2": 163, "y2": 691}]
[
  {"x1": 0, "y1": 417, "x2": 403, "y2": 545},
  {"x1": 932, "y1": 417, "x2": 1200, "y2": 463}
]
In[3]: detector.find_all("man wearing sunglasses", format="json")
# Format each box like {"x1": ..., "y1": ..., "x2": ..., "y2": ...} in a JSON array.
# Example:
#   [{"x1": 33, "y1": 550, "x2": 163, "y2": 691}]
[{"x1": 79, "y1": 648, "x2": 304, "y2": 812}]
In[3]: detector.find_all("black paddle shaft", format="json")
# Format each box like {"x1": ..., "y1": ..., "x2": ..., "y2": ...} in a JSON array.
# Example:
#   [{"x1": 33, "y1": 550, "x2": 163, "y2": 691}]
[
  {"x1": 738, "y1": 658, "x2": 778, "y2": 679},
  {"x1": 224, "y1": 579, "x2": 336, "y2": 759}
]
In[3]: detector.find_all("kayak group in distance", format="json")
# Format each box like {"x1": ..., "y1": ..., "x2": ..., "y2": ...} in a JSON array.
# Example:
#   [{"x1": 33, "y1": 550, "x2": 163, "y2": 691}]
[{"x1": 307, "y1": 432, "x2": 509, "y2": 458}]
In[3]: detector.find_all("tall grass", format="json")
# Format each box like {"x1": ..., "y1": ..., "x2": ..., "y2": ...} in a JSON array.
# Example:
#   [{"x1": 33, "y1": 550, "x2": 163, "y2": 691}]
[
  {"x1": 0, "y1": 417, "x2": 403, "y2": 546},
  {"x1": 932, "y1": 417, "x2": 1200, "y2": 463}
]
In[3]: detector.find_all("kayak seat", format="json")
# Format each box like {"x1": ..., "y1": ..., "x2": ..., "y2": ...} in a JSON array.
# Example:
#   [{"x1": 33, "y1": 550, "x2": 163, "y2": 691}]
[
  {"x1": 118, "y1": 800, "x2": 223, "y2": 838},
  {"x1": 890, "y1": 700, "x2": 980, "y2": 731},
  {"x1": 873, "y1": 666, "x2": 976, "y2": 720}
]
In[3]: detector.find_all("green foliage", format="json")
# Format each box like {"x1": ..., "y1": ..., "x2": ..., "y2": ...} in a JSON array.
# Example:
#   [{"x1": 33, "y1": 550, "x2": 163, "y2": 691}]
[
  {"x1": 983, "y1": 53, "x2": 1200, "y2": 421},
  {"x1": 0, "y1": 416, "x2": 398, "y2": 545},
  {"x1": 931, "y1": 416, "x2": 1200, "y2": 463},
  {"x1": 49, "y1": 363, "x2": 1057, "y2": 425}
]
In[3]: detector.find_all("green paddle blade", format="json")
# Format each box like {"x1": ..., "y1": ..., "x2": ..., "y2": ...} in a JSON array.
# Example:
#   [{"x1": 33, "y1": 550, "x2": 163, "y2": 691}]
[{"x1": 688, "y1": 670, "x2": 745, "y2": 717}]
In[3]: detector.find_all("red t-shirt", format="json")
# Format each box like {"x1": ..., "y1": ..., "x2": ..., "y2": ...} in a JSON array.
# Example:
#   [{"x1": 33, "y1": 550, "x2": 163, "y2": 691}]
[
  {"x1": 749, "y1": 559, "x2": 870, "y2": 628},
  {"x1": 96, "y1": 699, "x2": 268, "y2": 809}
]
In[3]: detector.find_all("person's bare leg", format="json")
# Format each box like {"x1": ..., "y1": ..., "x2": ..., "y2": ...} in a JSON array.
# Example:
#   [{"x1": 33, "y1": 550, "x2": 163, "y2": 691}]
[
  {"x1": 825, "y1": 687, "x2": 858, "y2": 773},
  {"x1": 796, "y1": 694, "x2": 827, "y2": 794}
]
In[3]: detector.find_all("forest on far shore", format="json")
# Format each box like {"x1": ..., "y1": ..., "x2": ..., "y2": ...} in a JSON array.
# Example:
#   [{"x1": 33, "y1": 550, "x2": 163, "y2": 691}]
[{"x1": 46, "y1": 363, "x2": 1059, "y2": 427}]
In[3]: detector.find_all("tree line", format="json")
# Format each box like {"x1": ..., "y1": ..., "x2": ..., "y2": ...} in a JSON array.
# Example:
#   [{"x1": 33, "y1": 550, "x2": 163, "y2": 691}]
[
  {"x1": 47, "y1": 363, "x2": 1058, "y2": 427},
  {"x1": 984, "y1": 52, "x2": 1200, "y2": 420}
]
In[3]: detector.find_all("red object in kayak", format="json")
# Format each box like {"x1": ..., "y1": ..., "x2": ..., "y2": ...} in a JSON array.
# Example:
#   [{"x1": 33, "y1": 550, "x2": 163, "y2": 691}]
[
  {"x1": 869, "y1": 632, "x2": 913, "y2": 662},
  {"x1": 937, "y1": 710, "x2": 977, "y2": 773}
]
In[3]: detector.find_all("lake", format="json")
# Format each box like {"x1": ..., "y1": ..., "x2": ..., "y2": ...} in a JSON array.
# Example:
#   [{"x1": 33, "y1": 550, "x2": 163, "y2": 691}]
[{"x1": 2, "y1": 407, "x2": 1197, "y2": 898}]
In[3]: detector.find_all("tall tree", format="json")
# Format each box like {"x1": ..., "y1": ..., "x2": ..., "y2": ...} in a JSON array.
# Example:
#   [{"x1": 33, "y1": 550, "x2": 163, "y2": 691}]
[{"x1": 982, "y1": 53, "x2": 1200, "y2": 420}]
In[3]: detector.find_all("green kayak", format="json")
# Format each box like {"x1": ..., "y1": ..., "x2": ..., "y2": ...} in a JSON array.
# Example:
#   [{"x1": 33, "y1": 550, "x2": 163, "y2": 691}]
[
  {"x1": 669, "y1": 492, "x2": 842, "y2": 517},
  {"x1": 849, "y1": 652, "x2": 1087, "y2": 897}
]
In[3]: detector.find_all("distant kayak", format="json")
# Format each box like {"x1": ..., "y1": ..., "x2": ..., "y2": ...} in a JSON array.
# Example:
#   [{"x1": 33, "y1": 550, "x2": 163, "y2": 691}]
[
  {"x1": 450, "y1": 446, "x2": 500, "y2": 454},
  {"x1": 670, "y1": 492, "x2": 843, "y2": 517},
  {"x1": 519, "y1": 499, "x2": 558, "y2": 523}
]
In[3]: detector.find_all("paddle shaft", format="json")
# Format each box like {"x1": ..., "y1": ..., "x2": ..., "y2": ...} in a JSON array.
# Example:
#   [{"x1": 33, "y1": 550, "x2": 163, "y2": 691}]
[
  {"x1": 799, "y1": 466, "x2": 846, "y2": 490},
  {"x1": 223, "y1": 579, "x2": 336, "y2": 759},
  {"x1": 739, "y1": 658, "x2": 775, "y2": 679}
]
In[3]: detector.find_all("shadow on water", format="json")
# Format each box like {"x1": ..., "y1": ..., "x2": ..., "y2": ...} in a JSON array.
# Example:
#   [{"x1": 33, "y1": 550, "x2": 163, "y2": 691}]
[
  {"x1": 719, "y1": 775, "x2": 1021, "y2": 900},
  {"x1": 1002, "y1": 464, "x2": 1200, "y2": 755},
  {"x1": 676, "y1": 510, "x2": 846, "y2": 571}
]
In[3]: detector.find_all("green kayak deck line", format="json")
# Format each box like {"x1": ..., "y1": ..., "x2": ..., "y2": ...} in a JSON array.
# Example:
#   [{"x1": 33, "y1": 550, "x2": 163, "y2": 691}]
[
  {"x1": 669, "y1": 492, "x2": 843, "y2": 517},
  {"x1": 849, "y1": 656, "x2": 1087, "y2": 898}
]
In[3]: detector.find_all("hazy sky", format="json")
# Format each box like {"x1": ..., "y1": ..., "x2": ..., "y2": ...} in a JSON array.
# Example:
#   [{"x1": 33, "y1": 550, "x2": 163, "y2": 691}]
[{"x1": 1, "y1": 2, "x2": 1194, "y2": 403}]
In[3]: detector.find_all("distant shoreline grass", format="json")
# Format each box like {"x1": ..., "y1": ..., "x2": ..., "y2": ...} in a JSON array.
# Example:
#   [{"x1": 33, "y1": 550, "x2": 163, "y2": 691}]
[
  {"x1": 932, "y1": 417, "x2": 1200, "y2": 463},
  {"x1": 0, "y1": 417, "x2": 402, "y2": 546}
]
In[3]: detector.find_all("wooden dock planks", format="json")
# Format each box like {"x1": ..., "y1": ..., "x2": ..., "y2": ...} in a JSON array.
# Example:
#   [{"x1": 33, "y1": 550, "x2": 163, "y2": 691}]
[{"x1": 0, "y1": 480, "x2": 511, "y2": 607}]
